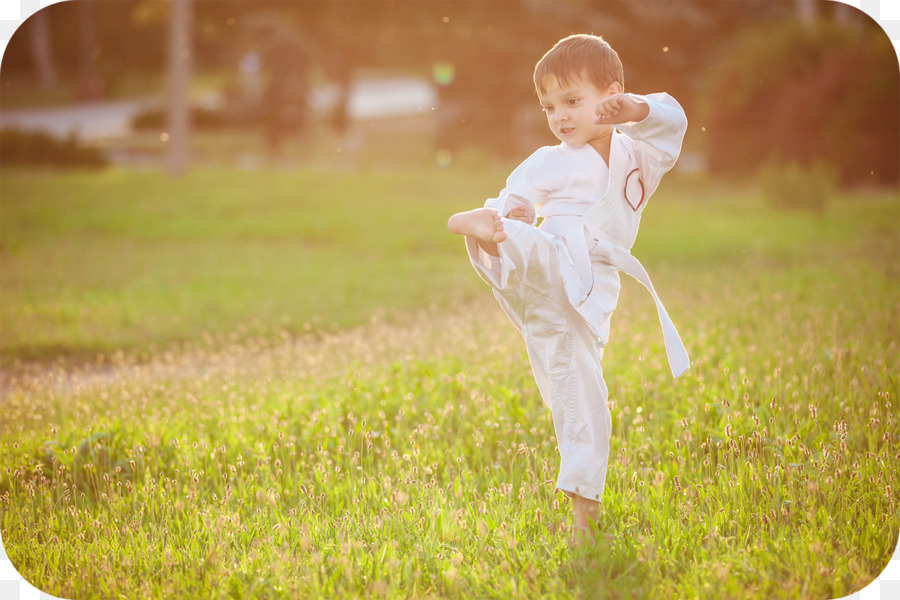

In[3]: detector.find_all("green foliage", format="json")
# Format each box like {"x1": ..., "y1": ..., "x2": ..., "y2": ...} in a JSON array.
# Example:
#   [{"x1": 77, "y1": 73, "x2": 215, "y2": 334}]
[
  {"x1": 704, "y1": 17, "x2": 900, "y2": 186},
  {"x1": 130, "y1": 106, "x2": 250, "y2": 131},
  {"x1": 0, "y1": 129, "x2": 108, "y2": 169},
  {"x1": 0, "y1": 165, "x2": 500, "y2": 361}
]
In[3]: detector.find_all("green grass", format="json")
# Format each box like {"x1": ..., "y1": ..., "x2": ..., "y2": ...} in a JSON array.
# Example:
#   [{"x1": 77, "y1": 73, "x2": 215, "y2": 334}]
[
  {"x1": 0, "y1": 160, "x2": 500, "y2": 362},
  {"x1": 0, "y1": 165, "x2": 898, "y2": 599}
]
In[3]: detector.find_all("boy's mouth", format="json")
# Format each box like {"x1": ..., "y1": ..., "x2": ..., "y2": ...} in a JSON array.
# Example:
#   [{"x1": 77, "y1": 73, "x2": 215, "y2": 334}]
[{"x1": 559, "y1": 127, "x2": 574, "y2": 136}]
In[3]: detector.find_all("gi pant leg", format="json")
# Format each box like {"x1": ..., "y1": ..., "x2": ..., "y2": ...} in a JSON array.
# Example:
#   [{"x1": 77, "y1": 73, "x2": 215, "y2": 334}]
[{"x1": 465, "y1": 220, "x2": 613, "y2": 502}]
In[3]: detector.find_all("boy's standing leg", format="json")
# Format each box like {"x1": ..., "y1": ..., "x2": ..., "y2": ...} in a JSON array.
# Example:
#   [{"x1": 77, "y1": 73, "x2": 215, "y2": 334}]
[
  {"x1": 448, "y1": 208, "x2": 612, "y2": 543},
  {"x1": 524, "y1": 306, "x2": 611, "y2": 545},
  {"x1": 572, "y1": 495, "x2": 599, "y2": 542}
]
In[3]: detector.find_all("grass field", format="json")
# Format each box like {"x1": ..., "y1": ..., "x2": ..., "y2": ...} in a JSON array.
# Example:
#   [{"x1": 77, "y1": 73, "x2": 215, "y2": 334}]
[
  {"x1": 0, "y1": 160, "x2": 495, "y2": 362},
  {"x1": 0, "y1": 161, "x2": 898, "y2": 599}
]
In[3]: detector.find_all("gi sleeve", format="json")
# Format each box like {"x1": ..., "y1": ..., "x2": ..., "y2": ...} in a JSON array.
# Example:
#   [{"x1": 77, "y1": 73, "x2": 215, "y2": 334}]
[
  {"x1": 483, "y1": 147, "x2": 553, "y2": 226},
  {"x1": 616, "y1": 92, "x2": 688, "y2": 199}
]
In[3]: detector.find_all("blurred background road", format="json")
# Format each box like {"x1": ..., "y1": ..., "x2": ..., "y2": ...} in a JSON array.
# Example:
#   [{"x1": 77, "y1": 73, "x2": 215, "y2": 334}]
[{"x1": 1, "y1": 76, "x2": 437, "y2": 141}]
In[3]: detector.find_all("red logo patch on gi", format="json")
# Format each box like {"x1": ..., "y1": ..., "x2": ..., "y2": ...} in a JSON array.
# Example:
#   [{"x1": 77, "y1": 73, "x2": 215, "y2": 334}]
[{"x1": 624, "y1": 168, "x2": 645, "y2": 211}]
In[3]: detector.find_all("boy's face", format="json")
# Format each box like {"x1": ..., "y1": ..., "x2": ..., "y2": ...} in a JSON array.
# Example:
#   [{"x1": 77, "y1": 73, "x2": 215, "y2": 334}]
[{"x1": 537, "y1": 72, "x2": 621, "y2": 151}]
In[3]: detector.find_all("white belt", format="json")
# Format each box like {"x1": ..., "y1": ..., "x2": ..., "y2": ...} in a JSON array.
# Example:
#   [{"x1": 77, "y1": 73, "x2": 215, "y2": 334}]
[{"x1": 583, "y1": 230, "x2": 690, "y2": 379}]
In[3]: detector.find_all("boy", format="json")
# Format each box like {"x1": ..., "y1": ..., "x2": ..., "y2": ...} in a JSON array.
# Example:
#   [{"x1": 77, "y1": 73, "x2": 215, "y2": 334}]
[{"x1": 447, "y1": 34, "x2": 690, "y2": 539}]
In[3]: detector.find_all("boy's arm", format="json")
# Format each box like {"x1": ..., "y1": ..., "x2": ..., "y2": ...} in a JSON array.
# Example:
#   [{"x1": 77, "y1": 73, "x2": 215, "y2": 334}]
[
  {"x1": 612, "y1": 93, "x2": 687, "y2": 162},
  {"x1": 506, "y1": 204, "x2": 536, "y2": 224},
  {"x1": 483, "y1": 149, "x2": 549, "y2": 226},
  {"x1": 484, "y1": 193, "x2": 534, "y2": 221},
  {"x1": 483, "y1": 194, "x2": 536, "y2": 227},
  {"x1": 598, "y1": 92, "x2": 688, "y2": 200},
  {"x1": 594, "y1": 93, "x2": 650, "y2": 126}
]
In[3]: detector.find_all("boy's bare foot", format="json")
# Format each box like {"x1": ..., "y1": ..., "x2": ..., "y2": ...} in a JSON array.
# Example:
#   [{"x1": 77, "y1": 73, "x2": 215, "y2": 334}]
[
  {"x1": 447, "y1": 208, "x2": 508, "y2": 247},
  {"x1": 570, "y1": 494, "x2": 599, "y2": 546},
  {"x1": 571, "y1": 525, "x2": 596, "y2": 547}
]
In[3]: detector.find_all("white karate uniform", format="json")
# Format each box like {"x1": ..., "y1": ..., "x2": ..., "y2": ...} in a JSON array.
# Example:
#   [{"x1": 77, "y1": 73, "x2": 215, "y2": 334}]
[{"x1": 465, "y1": 93, "x2": 689, "y2": 502}]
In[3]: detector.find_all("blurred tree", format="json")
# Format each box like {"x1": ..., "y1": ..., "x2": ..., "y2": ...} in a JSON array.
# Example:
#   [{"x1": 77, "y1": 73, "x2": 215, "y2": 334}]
[
  {"x1": 77, "y1": 0, "x2": 103, "y2": 100},
  {"x1": 704, "y1": 11, "x2": 899, "y2": 186},
  {"x1": 27, "y1": 9, "x2": 57, "y2": 91},
  {"x1": 167, "y1": 0, "x2": 192, "y2": 176},
  {"x1": 235, "y1": 12, "x2": 313, "y2": 160},
  {"x1": 4, "y1": 0, "x2": 895, "y2": 184},
  {"x1": 1, "y1": 0, "x2": 167, "y2": 97}
]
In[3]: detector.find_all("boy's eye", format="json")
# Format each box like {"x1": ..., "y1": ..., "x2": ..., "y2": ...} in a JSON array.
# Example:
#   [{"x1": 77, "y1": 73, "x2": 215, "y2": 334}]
[
  {"x1": 567, "y1": 98, "x2": 580, "y2": 106},
  {"x1": 541, "y1": 105, "x2": 554, "y2": 113}
]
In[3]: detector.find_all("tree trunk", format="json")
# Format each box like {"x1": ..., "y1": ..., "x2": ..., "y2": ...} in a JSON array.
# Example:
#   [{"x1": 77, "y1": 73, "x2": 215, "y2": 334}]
[
  {"x1": 28, "y1": 9, "x2": 57, "y2": 91},
  {"x1": 78, "y1": 0, "x2": 102, "y2": 100},
  {"x1": 796, "y1": 0, "x2": 818, "y2": 25},
  {"x1": 167, "y1": 0, "x2": 193, "y2": 176}
]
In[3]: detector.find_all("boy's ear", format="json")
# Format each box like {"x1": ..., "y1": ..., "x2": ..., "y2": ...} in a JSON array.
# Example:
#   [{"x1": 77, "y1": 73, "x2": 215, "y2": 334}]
[{"x1": 607, "y1": 81, "x2": 623, "y2": 95}]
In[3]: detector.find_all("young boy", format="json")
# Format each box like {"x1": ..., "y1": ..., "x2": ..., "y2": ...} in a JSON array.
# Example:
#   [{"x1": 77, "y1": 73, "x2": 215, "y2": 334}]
[{"x1": 447, "y1": 34, "x2": 690, "y2": 538}]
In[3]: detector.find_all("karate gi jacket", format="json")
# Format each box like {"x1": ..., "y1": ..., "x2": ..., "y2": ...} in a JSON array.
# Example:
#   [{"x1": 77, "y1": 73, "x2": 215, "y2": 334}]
[{"x1": 480, "y1": 92, "x2": 690, "y2": 377}]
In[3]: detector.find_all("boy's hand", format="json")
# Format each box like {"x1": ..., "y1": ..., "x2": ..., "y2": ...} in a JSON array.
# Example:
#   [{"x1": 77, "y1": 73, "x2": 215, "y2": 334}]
[
  {"x1": 594, "y1": 93, "x2": 649, "y2": 125},
  {"x1": 506, "y1": 205, "x2": 535, "y2": 224}
]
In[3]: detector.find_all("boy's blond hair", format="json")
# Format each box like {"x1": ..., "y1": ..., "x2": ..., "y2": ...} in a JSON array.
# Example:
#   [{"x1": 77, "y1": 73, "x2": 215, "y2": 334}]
[{"x1": 534, "y1": 34, "x2": 624, "y2": 95}]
